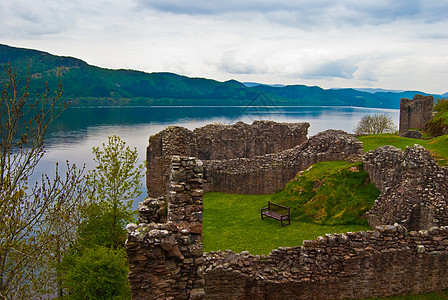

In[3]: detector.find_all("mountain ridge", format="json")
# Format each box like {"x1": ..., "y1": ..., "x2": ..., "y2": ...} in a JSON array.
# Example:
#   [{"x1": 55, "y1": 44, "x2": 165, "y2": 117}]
[{"x1": 0, "y1": 43, "x2": 444, "y2": 108}]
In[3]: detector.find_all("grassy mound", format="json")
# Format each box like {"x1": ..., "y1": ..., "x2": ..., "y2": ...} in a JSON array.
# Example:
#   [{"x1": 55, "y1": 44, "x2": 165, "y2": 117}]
[
  {"x1": 424, "y1": 98, "x2": 448, "y2": 137},
  {"x1": 358, "y1": 133, "x2": 448, "y2": 166},
  {"x1": 271, "y1": 161, "x2": 380, "y2": 226}
]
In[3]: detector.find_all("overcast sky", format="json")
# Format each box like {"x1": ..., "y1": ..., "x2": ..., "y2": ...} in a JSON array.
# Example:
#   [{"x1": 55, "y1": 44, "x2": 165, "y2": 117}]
[{"x1": 1, "y1": 0, "x2": 447, "y2": 94}]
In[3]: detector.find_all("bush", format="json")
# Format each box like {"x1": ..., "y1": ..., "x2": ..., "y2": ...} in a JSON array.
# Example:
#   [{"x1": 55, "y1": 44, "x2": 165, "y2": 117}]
[
  {"x1": 354, "y1": 114, "x2": 397, "y2": 136},
  {"x1": 60, "y1": 246, "x2": 130, "y2": 300}
]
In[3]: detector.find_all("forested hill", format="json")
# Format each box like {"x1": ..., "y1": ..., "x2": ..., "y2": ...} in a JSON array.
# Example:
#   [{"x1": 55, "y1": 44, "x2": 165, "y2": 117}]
[{"x1": 0, "y1": 44, "x2": 442, "y2": 108}]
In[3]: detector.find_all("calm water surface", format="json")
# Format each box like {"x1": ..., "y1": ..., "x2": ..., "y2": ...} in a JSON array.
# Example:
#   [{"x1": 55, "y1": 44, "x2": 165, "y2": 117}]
[{"x1": 37, "y1": 106, "x2": 399, "y2": 208}]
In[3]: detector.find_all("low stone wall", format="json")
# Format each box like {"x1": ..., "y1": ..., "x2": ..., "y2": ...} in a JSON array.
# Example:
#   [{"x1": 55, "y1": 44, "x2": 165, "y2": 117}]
[
  {"x1": 204, "y1": 225, "x2": 448, "y2": 299},
  {"x1": 364, "y1": 145, "x2": 448, "y2": 230},
  {"x1": 146, "y1": 121, "x2": 309, "y2": 197},
  {"x1": 203, "y1": 129, "x2": 363, "y2": 194}
]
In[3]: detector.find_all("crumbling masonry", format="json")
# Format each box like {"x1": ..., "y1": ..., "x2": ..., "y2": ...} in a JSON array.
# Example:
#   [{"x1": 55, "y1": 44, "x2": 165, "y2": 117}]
[
  {"x1": 364, "y1": 144, "x2": 448, "y2": 231},
  {"x1": 399, "y1": 94, "x2": 433, "y2": 133},
  {"x1": 126, "y1": 157, "x2": 206, "y2": 299}
]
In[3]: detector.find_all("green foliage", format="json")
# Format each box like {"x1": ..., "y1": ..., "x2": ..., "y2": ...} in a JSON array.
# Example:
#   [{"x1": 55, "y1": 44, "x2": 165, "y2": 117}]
[
  {"x1": 60, "y1": 246, "x2": 130, "y2": 300},
  {"x1": 203, "y1": 192, "x2": 370, "y2": 255},
  {"x1": 354, "y1": 113, "x2": 397, "y2": 136},
  {"x1": 358, "y1": 133, "x2": 448, "y2": 166},
  {"x1": 434, "y1": 98, "x2": 448, "y2": 113},
  {"x1": 271, "y1": 161, "x2": 380, "y2": 226},
  {"x1": 85, "y1": 135, "x2": 143, "y2": 248},
  {"x1": 424, "y1": 98, "x2": 448, "y2": 137},
  {"x1": 58, "y1": 135, "x2": 142, "y2": 298},
  {"x1": 77, "y1": 203, "x2": 127, "y2": 248}
]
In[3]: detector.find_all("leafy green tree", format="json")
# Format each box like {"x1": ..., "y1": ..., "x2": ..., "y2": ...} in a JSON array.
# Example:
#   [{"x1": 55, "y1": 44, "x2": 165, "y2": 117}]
[
  {"x1": 60, "y1": 136, "x2": 143, "y2": 298},
  {"x1": 60, "y1": 246, "x2": 130, "y2": 300},
  {"x1": 354, "y1": 113, "x2": 397, "y2": 136},
  {"x1": 0, "y1": 64, "x2": 89, "y2": 298},
  {"x1": 84, "y1": 135, "x2": 144, "y2": 248}
]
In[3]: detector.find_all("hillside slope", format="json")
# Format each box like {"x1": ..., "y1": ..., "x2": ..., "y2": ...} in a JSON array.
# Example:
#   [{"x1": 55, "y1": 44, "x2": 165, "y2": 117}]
[{"x1": 0, "y1": 44, "x2": 442, "y2": 108}]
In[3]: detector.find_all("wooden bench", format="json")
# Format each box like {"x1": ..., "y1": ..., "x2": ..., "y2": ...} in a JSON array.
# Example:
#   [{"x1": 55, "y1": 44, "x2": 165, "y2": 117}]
[{"x1": 261, "y1": 201, "x2": 291, "y2": 227}]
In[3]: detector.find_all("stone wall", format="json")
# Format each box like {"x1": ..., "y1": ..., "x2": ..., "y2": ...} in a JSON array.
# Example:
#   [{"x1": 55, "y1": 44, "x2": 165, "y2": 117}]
[
  {"x1": 194, "y1": 121, "x2": 310, "y2": 160},
  {"x1": 203, "y1": 129, "x2": 363, "y2": 194},
  {"x1": 126, "y1": 156, "x2": 205, "y2": 299},
  {"x1": 204, "y1": 225, "x2": 448, "y2": 299},
  {"x1": 127, "y1": 156, "x2": 448, "y2": 299},
  {"x1": 399, "y1": 94, "x2": 433, "y2": 133},
  {"x1": 146, "y1": 121, "x2": 309, "y2": 197},
  {"x1": 364, "y1": 144, "x2": 448, "y2": 231}
]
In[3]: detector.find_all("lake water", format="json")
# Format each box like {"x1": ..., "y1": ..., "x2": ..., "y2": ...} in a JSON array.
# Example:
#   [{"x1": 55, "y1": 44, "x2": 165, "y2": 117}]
[{"x1": 37, "y1": 105, "x2": 399, "y2": 208}]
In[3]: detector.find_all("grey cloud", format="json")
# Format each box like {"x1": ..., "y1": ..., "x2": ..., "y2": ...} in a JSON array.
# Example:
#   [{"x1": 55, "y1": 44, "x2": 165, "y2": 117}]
[
  {"x1": 0, "y1": 0, "x2": 78, "y2": 38},
  {"x1": 136, "y1": 0, "x2": 446, "y2": 27},
  {"x1": 219, "y1": 49, "x2": 360, "y2": 81},
  {"x1": 218, "y1": 51, "x2": 267, "y2": 75},
  {"x1": 301, "y1": 59, "x2": 359, "y2": 79}
]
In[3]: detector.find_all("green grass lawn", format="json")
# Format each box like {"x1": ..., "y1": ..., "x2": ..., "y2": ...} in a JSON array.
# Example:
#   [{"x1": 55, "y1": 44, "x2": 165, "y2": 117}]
[{"x1": 203, "y1": 192, "x2": 370, "y2": 255}]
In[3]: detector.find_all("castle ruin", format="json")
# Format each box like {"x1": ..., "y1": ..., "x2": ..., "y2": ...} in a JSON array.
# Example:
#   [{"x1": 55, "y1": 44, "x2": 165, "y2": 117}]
[
  {"x1": 399, "y1": 94, "x2": 433, "y2": 133},
  {"x1": 126, "y1": 121, "x2": 448, "y2": 299},
  {"x1": 127, "y1": 154, "x2": 448, "y2": 299},
  {"x1": 146, "y1": 121, "x2": 362, "y2": 196},
  {"x1": 146, "y1": 121, "x2": 309, "y2": 197}
]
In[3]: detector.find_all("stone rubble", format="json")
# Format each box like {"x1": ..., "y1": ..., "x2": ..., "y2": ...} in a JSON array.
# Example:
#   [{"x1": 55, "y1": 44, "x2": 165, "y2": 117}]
[{"x1": 364, "y1": 144, "x2": 448, "y2": 230}]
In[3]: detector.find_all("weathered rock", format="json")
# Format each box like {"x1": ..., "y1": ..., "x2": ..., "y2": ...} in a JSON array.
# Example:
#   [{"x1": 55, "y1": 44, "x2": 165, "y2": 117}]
[
  {"x1": 364, "y1": 145, "x2": 448, "y2": 230},
  {"x1": 399, "y1": 94, "x2": 433, "y2": 133},
  {"x1": 138, "y1": 197, "x2": 166, "y2": 223},
  {"x1": 401, "y1": 130, "x2": 423, "y2": 139},
  {"x1": 126, "y1": 157, "x2": 204, "y2": 299}
]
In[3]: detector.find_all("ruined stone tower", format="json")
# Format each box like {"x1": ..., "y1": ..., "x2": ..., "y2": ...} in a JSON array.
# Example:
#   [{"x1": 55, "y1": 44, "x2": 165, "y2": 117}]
[{"x1": 399, "y1": 94, "x2": 433, "y2": 133}]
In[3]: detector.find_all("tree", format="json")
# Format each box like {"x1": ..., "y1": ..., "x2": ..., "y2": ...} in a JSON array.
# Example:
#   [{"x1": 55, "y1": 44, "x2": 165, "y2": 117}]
[
  {"x1": 84, "y1": 135, "x2": 144, "y2": 248},
  {"x1": 60, "y1": 136, "x2": 143, "y2": 299},
  {"x1": 0, "y1": 64, "x2": 89, "y2": 298},
  {"x1": 354, "y1": 113, "x2": 397, "y2": 136}
]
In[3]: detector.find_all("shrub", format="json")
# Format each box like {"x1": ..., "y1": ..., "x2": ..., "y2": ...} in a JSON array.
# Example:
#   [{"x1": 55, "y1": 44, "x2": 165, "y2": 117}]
[{"x1": 60, "y1": 246, "x2": 130, "y2": 300}]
